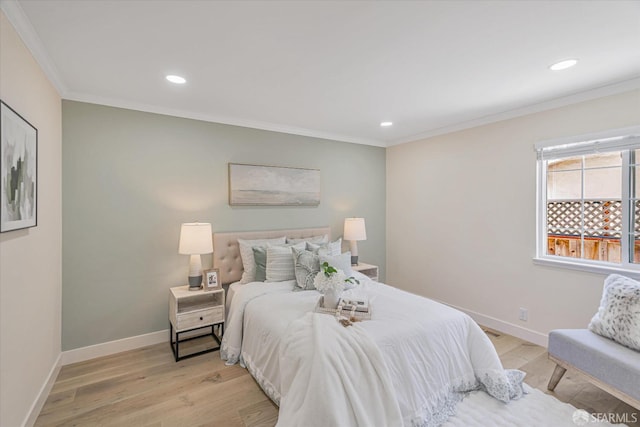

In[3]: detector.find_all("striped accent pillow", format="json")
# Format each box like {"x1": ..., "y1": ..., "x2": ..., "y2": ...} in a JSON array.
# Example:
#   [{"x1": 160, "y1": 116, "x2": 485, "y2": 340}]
[
  {"x1": 266, "y1": 243, "x2": 306, "y2": 282},
  {"x1": 238, "y1": 237, "x2": 286, "y2": 284}
]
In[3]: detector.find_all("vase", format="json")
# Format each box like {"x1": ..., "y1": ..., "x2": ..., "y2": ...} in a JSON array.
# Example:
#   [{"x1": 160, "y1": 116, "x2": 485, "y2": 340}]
[{"x1": 323, "y1": 289, "x2": 342, "y2": 309}]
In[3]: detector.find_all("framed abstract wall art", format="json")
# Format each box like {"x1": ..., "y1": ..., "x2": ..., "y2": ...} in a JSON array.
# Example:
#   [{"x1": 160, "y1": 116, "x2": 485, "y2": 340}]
[
  {"x1": 1, "y1": 100, "x2": 37, "y2": 232},
  {"x1": 228, "y1": 163, "x2": 320, "y2": 206}
]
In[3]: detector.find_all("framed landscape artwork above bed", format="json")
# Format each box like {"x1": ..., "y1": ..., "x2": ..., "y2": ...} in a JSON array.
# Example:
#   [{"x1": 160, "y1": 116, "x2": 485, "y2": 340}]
[{"x1": 228, "y1": 163, "x2": 320, "y2": 206}]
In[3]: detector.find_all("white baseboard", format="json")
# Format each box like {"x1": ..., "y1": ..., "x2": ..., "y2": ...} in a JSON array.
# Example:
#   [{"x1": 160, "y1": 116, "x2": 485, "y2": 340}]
[
  {"x1": 39, "y1": 308, "x2": 547, "y2": 423},
  {"x1": 60, "y1": 309, "x2": 547, "y2": 367},
  {"x1": 24, "y1": 330, "x2": 169, "y2": 426},
  {"x1": 23, "y1": 353, "x2": 62, "y2": 427},
  {"x1": 61, "y1": 329, "x2": 169, "y2": 366},
  {"x1": 435, "y1": 300, "x2": 549, "y2": 348}
]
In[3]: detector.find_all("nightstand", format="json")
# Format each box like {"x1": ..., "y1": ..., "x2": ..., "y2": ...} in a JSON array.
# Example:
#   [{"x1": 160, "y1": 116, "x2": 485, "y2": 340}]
[
  {"x1": 352, "y1": 262, "x2": 379, "y2": 281},
  {"x1": 169, "y1": 286, "x2": 225, "y2": 361}
]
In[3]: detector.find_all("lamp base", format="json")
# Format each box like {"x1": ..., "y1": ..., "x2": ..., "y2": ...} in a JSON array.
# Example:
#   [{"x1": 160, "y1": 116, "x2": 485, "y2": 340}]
[
  {"x1": 188, "y1": 275, "x2": 202, "y2": 291},
  {"x1": 349, "y1": 240, "x2": 359, "y2": 266}
]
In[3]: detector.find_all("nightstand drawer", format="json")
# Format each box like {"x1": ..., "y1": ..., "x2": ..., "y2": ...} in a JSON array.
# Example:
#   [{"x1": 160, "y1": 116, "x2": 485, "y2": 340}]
[{"x1": 176, "y1": 307, "x2": 223, "y2": 331}]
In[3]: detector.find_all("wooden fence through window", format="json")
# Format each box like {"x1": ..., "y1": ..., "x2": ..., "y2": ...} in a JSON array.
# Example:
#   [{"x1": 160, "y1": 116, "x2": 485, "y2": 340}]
[{"x1": 547, "y1": 199, "x2": 640, "y2": 263}]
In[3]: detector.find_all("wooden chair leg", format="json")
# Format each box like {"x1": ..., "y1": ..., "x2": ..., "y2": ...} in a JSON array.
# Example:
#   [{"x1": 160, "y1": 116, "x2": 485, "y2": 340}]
[{"x1": 547, "y1": 364, "x2": 567, "y2": 391}]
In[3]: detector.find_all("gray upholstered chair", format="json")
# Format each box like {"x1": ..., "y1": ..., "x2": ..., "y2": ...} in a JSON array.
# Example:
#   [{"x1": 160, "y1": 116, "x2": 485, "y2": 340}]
[{"x1": 547, "y1": 329, "x2": 640, "y2": 409}]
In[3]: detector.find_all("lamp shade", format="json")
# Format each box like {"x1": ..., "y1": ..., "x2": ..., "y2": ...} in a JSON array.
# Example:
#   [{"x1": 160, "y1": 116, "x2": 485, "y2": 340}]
[
  {"x1": 178, "y1": 223, "x2": 213, "y2": 255},
  {"x1": 344, "y1": 218, "x2": 367, "y2": 241}
]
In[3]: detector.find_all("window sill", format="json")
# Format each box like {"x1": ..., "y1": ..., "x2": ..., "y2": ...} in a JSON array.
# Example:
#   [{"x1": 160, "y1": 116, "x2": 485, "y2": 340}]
[{"x1": 533, "y1": 256, "x2": 640, "y2": 279}]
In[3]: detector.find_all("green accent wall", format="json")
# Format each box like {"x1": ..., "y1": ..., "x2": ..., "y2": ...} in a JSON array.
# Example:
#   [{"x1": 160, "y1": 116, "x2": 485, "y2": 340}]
[{"x1": 62, "y1": 100, "x2": 385, "y2": 351}]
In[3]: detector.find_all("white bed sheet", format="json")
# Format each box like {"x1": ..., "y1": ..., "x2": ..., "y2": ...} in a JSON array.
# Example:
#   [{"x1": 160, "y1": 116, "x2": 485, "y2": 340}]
[
  {"x1": 225, "y1": 281, "x2": 243, "y2": 321},
  {"x1": 221, "y1": 275, "x2": 524, "y2": 427}
]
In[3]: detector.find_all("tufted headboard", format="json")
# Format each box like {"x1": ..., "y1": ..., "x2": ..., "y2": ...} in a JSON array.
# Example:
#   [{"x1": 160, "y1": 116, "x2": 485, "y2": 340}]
[{"x1": 213, "y1": 227, "x2": 331, "y2": 285}]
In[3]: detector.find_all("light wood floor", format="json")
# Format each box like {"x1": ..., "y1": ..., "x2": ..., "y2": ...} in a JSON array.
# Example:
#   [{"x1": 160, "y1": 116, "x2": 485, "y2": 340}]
[{"x1": 35, "y1": 327, "x2": 639, "y2": 427}]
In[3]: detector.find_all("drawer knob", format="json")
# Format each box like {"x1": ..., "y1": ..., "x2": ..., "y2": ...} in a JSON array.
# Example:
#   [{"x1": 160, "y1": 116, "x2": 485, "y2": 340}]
[{"x1": 200, "y1": 317, "x2": 203, "y2": 321}]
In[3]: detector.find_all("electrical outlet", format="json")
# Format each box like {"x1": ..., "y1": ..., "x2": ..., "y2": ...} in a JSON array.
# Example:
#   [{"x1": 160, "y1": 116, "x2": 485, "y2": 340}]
[{"x1": 519, "y1": 307, "x2": 528, "y2": 321}]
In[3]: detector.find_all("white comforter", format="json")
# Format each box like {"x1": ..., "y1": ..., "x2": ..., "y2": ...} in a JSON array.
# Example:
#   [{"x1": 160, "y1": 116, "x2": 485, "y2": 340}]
[
  {"x1": 279, "y1": 311, "x2": 404, "y2": 426},
  {"x1": 221, "y1": 277, "x2": 525, "y2": 427}
]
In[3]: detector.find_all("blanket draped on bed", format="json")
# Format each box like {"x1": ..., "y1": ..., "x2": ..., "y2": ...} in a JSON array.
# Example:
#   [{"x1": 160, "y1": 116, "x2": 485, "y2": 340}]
[
  {"x1": 277, "y1": 312, "x2": 403, "y2": 427},
  {"x1": 221, "y1": 279, "x2": 526, "y2": 427}
]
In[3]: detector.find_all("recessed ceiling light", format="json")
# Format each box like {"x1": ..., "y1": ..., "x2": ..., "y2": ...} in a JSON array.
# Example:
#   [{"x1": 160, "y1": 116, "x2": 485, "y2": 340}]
[
  {"x1": 549, "y1": 59, "x2": 578, "y2": 71},
  {"x1": 380, "y1": 121, "x2": 393, "y2": 127},
  {"x1": 166, "y1": 75, "x2": 186, "y2": 84}
]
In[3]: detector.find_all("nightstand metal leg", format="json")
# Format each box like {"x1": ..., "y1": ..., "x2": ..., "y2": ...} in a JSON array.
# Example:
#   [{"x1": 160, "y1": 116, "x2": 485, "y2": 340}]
[
  {"x1": 170, "y1": 322, "x2": 223, "y2": 362},
  {"x1": 175, "y1": 330, "x2": 179, "y2": 362},
  {"x1": 170, "y1": 323, "x2": 179, "y2": 362}
]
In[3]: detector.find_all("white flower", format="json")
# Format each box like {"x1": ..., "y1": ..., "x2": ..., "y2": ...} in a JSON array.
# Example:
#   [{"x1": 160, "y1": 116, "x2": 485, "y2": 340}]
[
  {"x1": 314, "y1": 269, "x2": 348, "y2": 293},
  {"x1": 313, "y1": 262, "x2": 360, "y2": 293}
]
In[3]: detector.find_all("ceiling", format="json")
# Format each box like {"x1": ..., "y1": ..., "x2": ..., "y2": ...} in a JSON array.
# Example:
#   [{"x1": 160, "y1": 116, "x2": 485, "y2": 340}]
[{"x1": 4, "y1": 0, "x2": 640, "y2": 147}]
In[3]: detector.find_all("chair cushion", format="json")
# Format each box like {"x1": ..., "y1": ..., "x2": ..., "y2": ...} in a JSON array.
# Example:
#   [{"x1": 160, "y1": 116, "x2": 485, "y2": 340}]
[{"x1": 548, "y1": 329, "x2": 640, "y2": 401}]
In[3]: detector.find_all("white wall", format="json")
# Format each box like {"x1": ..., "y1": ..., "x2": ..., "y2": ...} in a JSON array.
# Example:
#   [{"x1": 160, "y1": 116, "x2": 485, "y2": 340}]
[
  {"x1": 0, "y1": 10, "x2": 62, "y2": 427},
  {"x1": 386, "y1": 90, "x2": 640, "y2": 345}
]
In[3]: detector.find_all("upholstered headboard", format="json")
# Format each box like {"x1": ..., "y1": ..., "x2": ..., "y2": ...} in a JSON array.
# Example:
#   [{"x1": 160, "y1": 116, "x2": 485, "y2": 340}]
[{"x1": 213, "y1": 227, "x2": 331, "y2": 285}]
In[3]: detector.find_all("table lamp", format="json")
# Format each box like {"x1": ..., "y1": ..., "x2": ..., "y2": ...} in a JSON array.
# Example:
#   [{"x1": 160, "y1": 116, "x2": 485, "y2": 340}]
[
  {"x1": 178, "y1": 222, "x2": 213, "y2": 291},
  {"x1": 344, "y1": 217, "x2": 366, "y2": 265}
]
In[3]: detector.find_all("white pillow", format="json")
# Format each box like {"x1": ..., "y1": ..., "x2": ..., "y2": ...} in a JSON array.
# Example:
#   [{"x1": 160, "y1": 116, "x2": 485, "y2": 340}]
[
  {"x1": 286, "y1": 234, "x2": 329, "y2": 245},
  {"x1": 307, "y1": 238, "x2": 342, "y2": 256},
  {"x1": 588, "y1": 274, "x2": 640, "y2": 351},
  {"x1": 238, "y1": 237, "x2": 286, "y2": 284},
  {"x1": 266, "y1": 242, "x2": 306, "y2": 282},
  {"x1": 319, "y1": 251, "x2": 353, "y2": 277}
]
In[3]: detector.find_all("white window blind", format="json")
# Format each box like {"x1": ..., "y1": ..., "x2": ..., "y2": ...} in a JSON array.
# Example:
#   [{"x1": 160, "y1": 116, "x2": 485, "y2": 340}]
[{"x1": 535, "y1": 125, "x2": 640, "y2": 160}]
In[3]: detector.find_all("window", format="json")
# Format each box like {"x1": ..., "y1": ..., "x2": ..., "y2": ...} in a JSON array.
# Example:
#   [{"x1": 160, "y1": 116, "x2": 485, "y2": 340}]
[{"x1": 535, "y1": 126, "x2": 640, "y2": 275}]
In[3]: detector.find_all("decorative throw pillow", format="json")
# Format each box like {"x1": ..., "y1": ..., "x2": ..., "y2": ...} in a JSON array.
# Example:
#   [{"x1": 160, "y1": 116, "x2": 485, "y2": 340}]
[
  {"x1": 319, "y1": 251, "x2": 353, "y2": 276},
  {"x1": 307, "y1": 238, "x2": 342, "y2": 256},
  {"x1": 238, "y1": 237, "x2": 286, "y2": 284},
  {"x1": 588, "y1": 274, "x2": 640, "y2": 351},
  {"x1": 292, "y1": 247, "x2": 321, "y2": 290},
  {"x1": 252, "y1": 246, "x2": 268, "y2": 282},
  {"x1": 265, "y1": 242, "x2": 306, "y2": 282},
  {"x1": 286, "y1": 234, "x2": 329, "y2": 245}
]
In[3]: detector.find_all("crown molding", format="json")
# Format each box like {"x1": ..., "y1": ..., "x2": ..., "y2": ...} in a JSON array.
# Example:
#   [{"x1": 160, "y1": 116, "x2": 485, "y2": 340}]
[
  {"x1": 1, "y1": 0, "x2": 67, "y2": 96},
  {"x1": 388, "y1": 77, "x2": 640, "y2": 147},
  {"x1": 64, "y1": 91, "x2": 387, "y2": 147},
  {"x1": 3, "y1": 0, "x2": 637, "y2": 149}
]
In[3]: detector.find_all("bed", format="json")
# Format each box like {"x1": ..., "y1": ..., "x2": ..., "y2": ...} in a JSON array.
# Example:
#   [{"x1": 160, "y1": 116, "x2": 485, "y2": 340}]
[{"x1": 214, "y1": 227, "x2": 525, "y2": 427}]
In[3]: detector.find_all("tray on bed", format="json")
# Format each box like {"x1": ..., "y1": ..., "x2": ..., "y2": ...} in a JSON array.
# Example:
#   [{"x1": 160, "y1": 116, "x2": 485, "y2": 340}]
[{"x1": 314, "y1": 296, "x2": 372, "y2": 321}]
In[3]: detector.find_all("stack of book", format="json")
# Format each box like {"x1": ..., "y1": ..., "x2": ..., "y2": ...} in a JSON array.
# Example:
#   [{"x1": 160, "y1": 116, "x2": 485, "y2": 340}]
[
  {"x1": 337, "y1": 297, "x2": 371, "y2": 321},
  {"x1": 314, "y1": 296, "x2": 372, "y2": 321},
  {"x1": 338, "y1": 298, "x2": 369, "y2": 313}
]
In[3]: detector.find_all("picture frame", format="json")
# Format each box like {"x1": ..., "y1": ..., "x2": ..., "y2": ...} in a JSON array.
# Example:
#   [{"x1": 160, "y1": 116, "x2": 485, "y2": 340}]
[
  {"x1": 228, "y1": 163, "x2": 320, "y2": 206},
  {"x1": 203, "y1": 268, "x2": 220, "y2": 291},
  {"x1": 1, "y1": 100, "x2": 38, "y2": 233}
]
